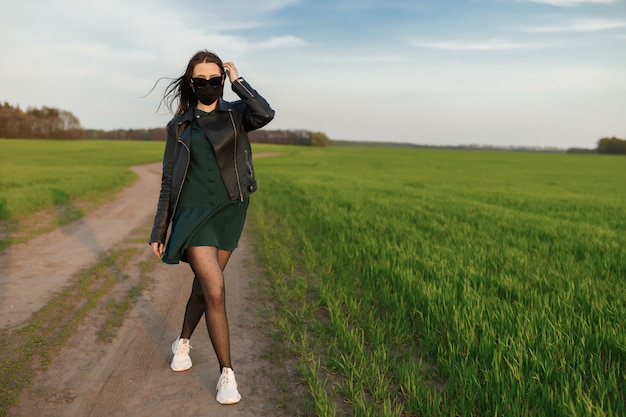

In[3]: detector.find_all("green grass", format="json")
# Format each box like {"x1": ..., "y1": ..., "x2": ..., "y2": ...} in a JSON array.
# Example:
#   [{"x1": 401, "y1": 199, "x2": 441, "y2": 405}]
[
  {"x1": 0, "y1": 138, "x2": 282, "y2": 221},
  {"x1": 248, "y1": 146, "x2": 626, "y2": 416},
  {"x1": 0, "y1": 139, "x2": 167, "y2": 250},
  {"x1": 0, "y1": 139, "x2": 280, "y2": 250},
  {"x1": 1, "y1": 139, "x2": 624, "y2": 415},
  {"x1": 0, "y1": 139, "x2": 166, "y2": 220}
]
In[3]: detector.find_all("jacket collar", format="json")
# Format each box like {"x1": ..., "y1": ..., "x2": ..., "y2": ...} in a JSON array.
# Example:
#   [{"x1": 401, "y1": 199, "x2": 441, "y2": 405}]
[{"x1": 178, "y1": 98, "x2": 233, "y2": 124}]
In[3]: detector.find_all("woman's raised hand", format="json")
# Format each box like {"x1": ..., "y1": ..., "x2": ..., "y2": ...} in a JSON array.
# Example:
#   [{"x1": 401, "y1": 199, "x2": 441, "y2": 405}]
[{"x1": 223, "y1": 62, "x2": 239, "y2": 83}]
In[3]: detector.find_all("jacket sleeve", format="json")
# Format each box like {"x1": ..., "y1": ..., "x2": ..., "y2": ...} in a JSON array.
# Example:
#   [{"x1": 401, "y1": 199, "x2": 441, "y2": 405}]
[
  {"x1": 231, "y1": 78, "x2": 275, "y2": 132},
  {"x1": 149, "y1": 122, "x2": 177, "y2": 244}
]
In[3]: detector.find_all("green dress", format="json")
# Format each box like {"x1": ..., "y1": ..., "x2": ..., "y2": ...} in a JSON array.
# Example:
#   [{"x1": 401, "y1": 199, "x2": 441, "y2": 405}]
[{"x1": 162, "y1": 108, "x2": 250, "y2": 264}]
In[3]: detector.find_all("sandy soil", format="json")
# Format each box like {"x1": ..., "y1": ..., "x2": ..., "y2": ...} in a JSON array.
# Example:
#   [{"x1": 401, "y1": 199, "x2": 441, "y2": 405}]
[{"x1": 2, "y1": 158, "x2": 292, "y2": 417}]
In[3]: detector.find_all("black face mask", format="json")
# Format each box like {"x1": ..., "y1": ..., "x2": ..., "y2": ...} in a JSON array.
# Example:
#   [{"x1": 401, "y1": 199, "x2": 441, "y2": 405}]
[
  {"x1": 193, "y1": 84, "x2": 223, "y2": 105},
  {"x1": 191, "y1": 76, "x2": 223, "y2": 105}
]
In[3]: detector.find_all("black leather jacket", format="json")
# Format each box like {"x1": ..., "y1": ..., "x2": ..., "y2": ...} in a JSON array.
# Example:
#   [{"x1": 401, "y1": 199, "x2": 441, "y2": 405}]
[{"x1": 150, "y1": 77, "x2": 274, "y2": 244}]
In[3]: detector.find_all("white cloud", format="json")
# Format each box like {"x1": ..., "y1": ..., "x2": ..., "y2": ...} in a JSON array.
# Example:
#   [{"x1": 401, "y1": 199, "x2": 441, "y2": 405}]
[
  {"x1": 520, "y1": 19, "x2": 626, "y2": 32},
  {"x1": 0, "y1": 0, "x2": 623, "y2": 148},
  {"x1": 256, "y1": 35, "x2": 307, "y2": 49},
  {"x1": 410, "y1": 38, "x2": 553, "y2": 50},
  {"x1": 232, "y1": 0, "x2": 302, "y2": 12},
  {"x1": 526, "y1": 0, "x2": 617, "y2": 6}
]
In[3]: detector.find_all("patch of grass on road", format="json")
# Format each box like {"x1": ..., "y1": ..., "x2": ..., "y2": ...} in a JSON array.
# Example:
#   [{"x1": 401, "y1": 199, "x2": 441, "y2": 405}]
[{"x1": 0, "y1": 225, "x2": 157, "y2": 417}]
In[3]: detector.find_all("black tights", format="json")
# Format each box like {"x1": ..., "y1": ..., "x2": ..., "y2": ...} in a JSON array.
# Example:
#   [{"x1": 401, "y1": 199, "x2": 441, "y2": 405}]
[{"x1": 180, "y1": 246, "x2": 233, "y2": 373}]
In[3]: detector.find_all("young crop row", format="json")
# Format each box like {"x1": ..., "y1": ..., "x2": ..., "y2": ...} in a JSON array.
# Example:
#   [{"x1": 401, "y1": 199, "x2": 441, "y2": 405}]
[{"x1": 249, "y1": 146, "x2": 626, "y2": 416}]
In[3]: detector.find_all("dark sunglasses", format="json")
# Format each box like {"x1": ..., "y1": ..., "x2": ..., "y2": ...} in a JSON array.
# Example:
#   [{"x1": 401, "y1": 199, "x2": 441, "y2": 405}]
[{"x1": 191, "y1": 76, "x2": 223, "y2": 89}]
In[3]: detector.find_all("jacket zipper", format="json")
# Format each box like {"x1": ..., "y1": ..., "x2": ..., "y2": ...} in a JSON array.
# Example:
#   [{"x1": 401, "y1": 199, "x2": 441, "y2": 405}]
[
  {"x1": 236, "y1": 78, "x2": 255, "y2": 98},
  {"x1": 244, "y1": 149, "x2": 253, "y2": 176},
  {"x1": 228, "y1": 111, "x2": 244, "y2": 201},
  {"x1": 171, "y1": 131, "x2": 190, "y2": 221}
]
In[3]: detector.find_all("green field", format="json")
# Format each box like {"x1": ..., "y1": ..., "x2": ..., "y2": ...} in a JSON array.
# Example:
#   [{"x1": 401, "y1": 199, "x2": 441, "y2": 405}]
[
  {"x1": 248, "y1": 146, "x2": 626, "y2": 416},
  {"x1": 1, "y1": 139, "x2": 624, "y2": 416},
  {"x1": 0, "y1": 139, "x2": 171, "y2": 249},
  {"x1": 0, "y1": 139, "x2": 165, "y2": 219}
]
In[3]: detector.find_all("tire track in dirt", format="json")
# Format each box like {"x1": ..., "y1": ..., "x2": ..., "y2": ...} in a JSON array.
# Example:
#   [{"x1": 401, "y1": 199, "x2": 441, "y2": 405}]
[
  {"x1": 9, "y1": 230, "x2": 284, "y2": 417},
  {"x1": 0, "y1": 162, "x2": 164, "y2": 330}
]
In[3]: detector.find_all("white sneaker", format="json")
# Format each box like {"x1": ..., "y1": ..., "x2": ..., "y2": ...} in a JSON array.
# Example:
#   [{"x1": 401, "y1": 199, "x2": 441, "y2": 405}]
[
  {"x1": 171, "y1": 338, "x2": 192, "y2": 371},
  {"x1": 216, "y1": 367, "x2": 241, "y2": 404}
]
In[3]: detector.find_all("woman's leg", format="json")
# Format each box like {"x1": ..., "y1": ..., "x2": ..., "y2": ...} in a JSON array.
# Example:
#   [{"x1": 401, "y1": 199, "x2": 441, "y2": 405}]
[
  {"x1": 185, "y1": 246, "x2": 233, "y2": 372},
  {"x1": 180, "y1": 250, "x2": 232, "y2": 339}
]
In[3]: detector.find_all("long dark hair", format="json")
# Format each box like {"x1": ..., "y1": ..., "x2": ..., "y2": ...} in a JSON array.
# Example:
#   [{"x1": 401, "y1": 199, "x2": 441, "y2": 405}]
[{"x1": 160, "y1": 50, "x2": 225, "y2": 115}]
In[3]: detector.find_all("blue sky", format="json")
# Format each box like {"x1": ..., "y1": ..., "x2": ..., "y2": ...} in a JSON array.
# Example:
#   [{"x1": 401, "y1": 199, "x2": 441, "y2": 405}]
[{"x1": 1, "y1": 0, "x2": 624, "y2": 148}]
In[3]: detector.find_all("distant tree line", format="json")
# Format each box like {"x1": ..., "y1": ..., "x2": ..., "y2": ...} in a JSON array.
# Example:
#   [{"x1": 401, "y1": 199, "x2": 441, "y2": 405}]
[
  {"x1": 0, "y1": 102, "x2": 83, "y2": 139},
  {"x1": 248, "y1": 129, "x2": 330, "y2": 146},
  {"x1": 8, "y1": 101, "x2": 620, "y2": 152},
  {"x1": 596, "y1": 137, "x2": 626, "y2": 155},
  {"x1": 82, "y1": 128, "x2": 167, "y2": 141},
  {"x1": 0, "y1": 101, "x2": 330, "y2": 146},
  {"x1": 567, "y1": 137, "x2": 626, "y2": 155},
  {"x1": 82, "y1": 127, "x2": 331, "y2": 146}
]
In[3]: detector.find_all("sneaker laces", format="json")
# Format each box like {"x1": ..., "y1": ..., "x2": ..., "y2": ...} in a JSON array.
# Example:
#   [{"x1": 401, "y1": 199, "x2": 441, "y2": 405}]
[
  {"x1": 219, "y1": 369, "x2": 233, "y2": 387},
  {"x1": 175, "y1": 340, "x2": 192, "y2": 356}
]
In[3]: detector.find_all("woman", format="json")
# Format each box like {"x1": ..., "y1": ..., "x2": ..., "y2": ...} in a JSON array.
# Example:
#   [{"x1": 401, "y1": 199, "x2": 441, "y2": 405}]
[{"x1": 149, "y1": 50, "x2": 274, "y2": 405}]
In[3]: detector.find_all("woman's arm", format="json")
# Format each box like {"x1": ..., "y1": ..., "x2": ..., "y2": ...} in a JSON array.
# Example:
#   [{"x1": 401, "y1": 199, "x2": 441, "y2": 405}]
[
  {"x1": 224, "y1": 62, "x2": 275, "y2": 132},
  {"x1": 149, "y1": 123, "x2": 177, "y2": 246}
]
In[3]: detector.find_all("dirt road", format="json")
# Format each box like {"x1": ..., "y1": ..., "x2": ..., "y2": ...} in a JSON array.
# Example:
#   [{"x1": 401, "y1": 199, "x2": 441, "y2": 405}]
[{"x1": 2, "y1": 160, "x2": 290, "y2": 417}]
